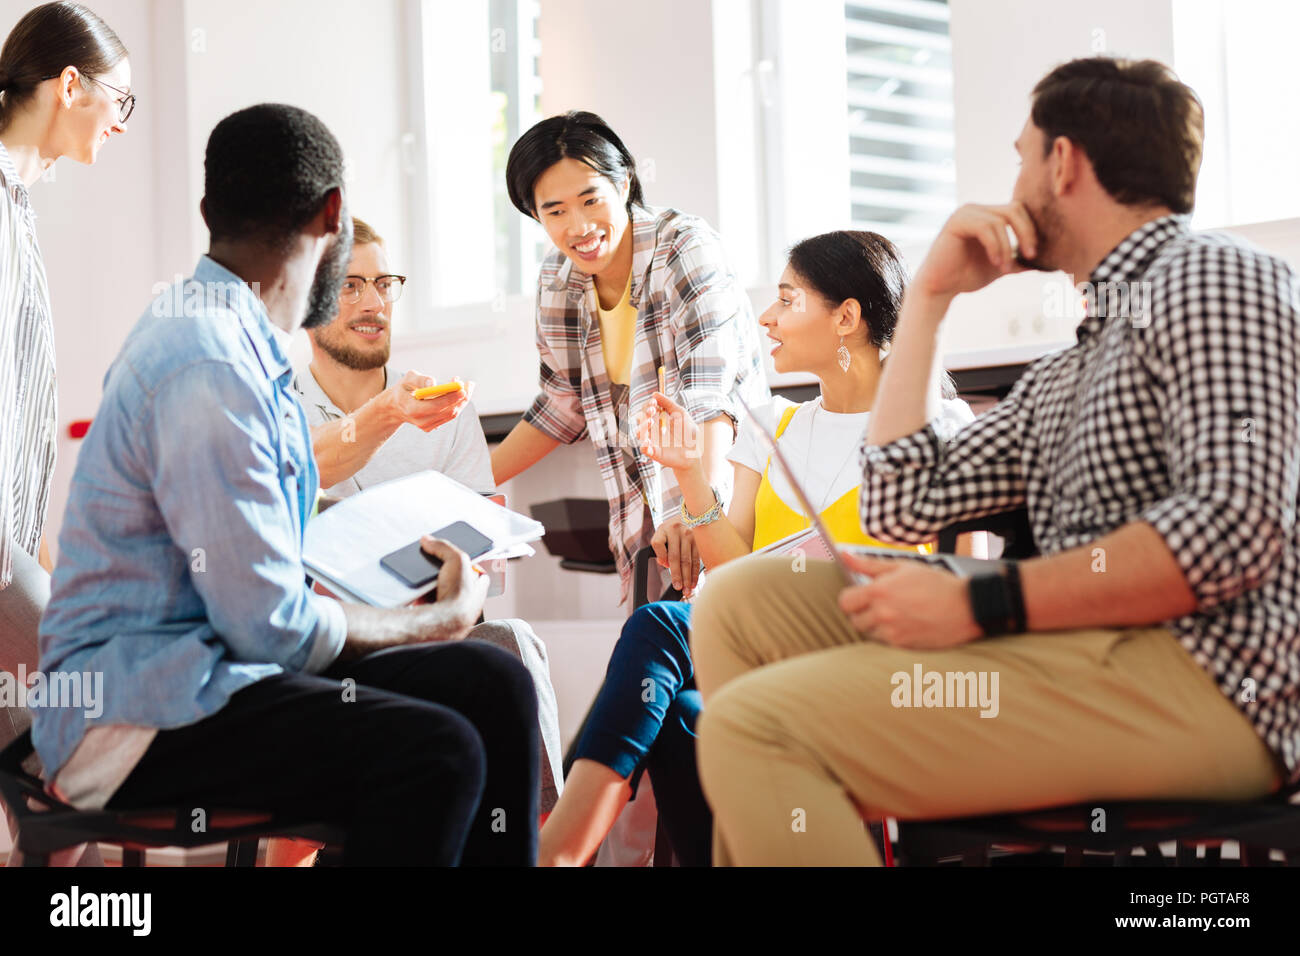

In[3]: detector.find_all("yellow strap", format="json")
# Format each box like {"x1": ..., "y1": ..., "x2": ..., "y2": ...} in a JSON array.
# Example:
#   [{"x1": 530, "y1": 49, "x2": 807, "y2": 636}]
[
  {"x1": 773, "y1": 403, "x2": 798, "y2": 440},
  {"x1": 751, "y1": 401, "x2": 931, "y2": 554}
]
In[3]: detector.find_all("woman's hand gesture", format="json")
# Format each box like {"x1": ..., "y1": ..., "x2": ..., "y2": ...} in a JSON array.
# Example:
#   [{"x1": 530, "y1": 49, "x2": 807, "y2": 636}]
[{"x1": 635, "y1": 391, "x2": 700, "y2": 474}]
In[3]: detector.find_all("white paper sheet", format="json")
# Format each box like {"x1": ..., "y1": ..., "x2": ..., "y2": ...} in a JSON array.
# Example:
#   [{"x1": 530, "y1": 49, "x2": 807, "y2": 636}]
[{"x1": 303, "y1": 470, "x2": 545, "y2": 608}]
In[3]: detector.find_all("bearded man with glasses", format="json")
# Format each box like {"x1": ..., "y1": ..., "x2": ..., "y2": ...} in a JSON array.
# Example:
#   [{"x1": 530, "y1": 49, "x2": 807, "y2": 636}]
[
  {"x1": 291, "y1": 216, "x2": 566, "y2": 833},
  {"x1": 293, "y1": 216, "x2": 489, "y2": 495}
]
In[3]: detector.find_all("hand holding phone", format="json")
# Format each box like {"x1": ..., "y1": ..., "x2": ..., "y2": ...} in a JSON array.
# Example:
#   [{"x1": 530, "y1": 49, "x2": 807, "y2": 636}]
[
  {"x1": 380, "y1": 520, "x2": 494, "y2": 588},
  {"x1": 411, "y1": 536, "x2": 491, "y2": 634}
]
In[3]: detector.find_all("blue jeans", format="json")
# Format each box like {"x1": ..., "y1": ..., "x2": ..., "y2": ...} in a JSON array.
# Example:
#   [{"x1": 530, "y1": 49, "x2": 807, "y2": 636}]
[{"x1": 573, "y1": 600, "x2": 711, "y2": 865}]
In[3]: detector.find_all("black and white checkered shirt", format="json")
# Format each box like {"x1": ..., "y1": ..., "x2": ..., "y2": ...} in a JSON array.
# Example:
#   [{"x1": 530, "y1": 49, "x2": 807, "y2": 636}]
[{"x1": 860, "y1": 215, "x2": 1300, "y2": 782}]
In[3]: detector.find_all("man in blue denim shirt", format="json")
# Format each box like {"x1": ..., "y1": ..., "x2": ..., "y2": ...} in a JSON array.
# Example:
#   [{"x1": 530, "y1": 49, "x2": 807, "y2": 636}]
[{"x1": 31, "y1": 104, "x2": 539, "y2": 866}]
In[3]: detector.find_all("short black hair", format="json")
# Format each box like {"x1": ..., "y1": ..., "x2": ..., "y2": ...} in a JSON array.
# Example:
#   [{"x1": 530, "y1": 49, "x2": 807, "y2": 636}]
[
  {"x1": 203, "y1": 103, "x2": 345, "y2": 248},
  {"x1": 506, "y1": 110, "x2": 643, "y2": 219}
]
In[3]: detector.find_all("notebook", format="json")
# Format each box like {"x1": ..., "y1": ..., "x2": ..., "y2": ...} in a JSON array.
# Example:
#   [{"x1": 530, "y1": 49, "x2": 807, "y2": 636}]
[{"x1": 303, "y1": 470, "x2": 544, "y2": 607}]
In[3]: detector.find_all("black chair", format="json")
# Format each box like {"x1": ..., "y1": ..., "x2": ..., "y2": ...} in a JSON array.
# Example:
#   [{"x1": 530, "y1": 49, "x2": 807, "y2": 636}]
[
  {"x1": 0, "y1": 729, "x2": 341, "y2": 867},
  {"x1": 892, "y1": 507, "x2": 1300, "y2": 867},
  {"x1": 530, "y1": 497, "x2": 624, "y2": 575},
  {"x1": 893, "y1": 787, "x2": 1300, "y2": 867}
]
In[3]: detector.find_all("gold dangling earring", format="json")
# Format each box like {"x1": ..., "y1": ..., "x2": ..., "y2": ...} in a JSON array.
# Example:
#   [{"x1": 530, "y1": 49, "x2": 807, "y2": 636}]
[{"x1": 837, "y1": 335, "x2": 852, "y2": 373}]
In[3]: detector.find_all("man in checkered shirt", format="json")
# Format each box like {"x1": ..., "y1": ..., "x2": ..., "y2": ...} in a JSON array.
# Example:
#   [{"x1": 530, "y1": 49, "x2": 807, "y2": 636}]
[{"x1": 687, "y1": 56, "x2": 1300, "y2": 866}]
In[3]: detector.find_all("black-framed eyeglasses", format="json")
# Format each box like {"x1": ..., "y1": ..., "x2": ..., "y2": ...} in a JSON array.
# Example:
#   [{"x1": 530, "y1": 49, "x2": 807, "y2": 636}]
[
  {"x1": 339, "y1": 274, "x2": 407, "y2": 304},
  {"x1": 40, "y1": 73, "x2": 135, "y2": 123}
]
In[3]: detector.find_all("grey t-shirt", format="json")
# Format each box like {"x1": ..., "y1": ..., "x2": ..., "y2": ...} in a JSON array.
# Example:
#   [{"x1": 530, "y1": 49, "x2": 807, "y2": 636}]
[{"x1": 293, "y1": 365, "x2": 495, "y2": 498}]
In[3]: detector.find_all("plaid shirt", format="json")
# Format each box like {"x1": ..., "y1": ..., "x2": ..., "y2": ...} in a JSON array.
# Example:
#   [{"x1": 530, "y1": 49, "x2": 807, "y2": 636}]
[
  {"x1": 860, "y1": 215, "x2": 1300, "y2": 781},
  {"x1": 523, "y1": 204, "x2": 769, "y2": 604}
]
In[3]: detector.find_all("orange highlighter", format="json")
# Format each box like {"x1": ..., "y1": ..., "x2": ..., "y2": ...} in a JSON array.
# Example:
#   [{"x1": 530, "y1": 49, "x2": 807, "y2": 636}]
[{"x1": 413, "y1": 381, "x2": 465, "y2": 400}]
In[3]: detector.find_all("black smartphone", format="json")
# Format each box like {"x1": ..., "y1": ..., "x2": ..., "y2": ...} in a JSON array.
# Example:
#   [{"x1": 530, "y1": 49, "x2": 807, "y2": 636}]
[{"x1": 379, "y1": 520, "x2": 495, "y2": 588}]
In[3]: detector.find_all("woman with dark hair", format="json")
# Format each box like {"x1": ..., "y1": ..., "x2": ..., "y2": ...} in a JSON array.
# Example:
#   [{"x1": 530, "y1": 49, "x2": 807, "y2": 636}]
[
  {"x1": 492, "y1": 110, "x2": 769, "y2": 610},
  {"x1": 0, "y1": 1, "x2": 131, "y2": 862},
  {"x1": 537, "y1": 231, "x2": 979, "y2": 865}
]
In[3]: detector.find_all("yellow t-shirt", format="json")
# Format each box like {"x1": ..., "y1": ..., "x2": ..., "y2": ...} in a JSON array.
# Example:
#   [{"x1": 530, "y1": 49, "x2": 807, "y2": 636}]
[{"x1": 596, "y1": 272, "x2": 636, "y2": 386}]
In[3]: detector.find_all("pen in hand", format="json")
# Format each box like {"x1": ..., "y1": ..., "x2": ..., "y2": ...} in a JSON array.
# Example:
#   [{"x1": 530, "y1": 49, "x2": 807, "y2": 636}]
[{"x1": 657, "y1": 365, "x2": 669, "y2": 441}]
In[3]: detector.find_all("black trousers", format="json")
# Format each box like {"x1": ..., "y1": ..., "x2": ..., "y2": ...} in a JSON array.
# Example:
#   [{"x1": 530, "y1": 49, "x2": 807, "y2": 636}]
[{"x1": 105, "y1": 640, "x2": 540, "y2": 865}]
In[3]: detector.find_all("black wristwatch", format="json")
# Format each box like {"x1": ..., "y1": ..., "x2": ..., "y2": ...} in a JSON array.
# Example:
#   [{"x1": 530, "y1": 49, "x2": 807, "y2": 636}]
[{"x1": 968, "y1": 563, "x2": 1026, "y2": 637}]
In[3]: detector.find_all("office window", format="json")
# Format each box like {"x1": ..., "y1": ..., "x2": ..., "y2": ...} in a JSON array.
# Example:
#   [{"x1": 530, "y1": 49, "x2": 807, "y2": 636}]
[
  {"x1": 845, "y1": 0, "x2": 955, "y2": 247},
  {"x1": 408, "y1": 0, "x2": 543, "y2": 323},
  {"x1": 489, "y1": 0, "x2": 546, "y2": 298}
]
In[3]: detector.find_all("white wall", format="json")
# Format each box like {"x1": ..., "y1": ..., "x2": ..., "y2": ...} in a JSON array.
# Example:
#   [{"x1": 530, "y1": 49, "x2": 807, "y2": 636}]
[
  {"x1": 949, "y1": 0, "x2": 1176, "y2": 209},
  {"x1": 538, "y1": 0, "x2": 722, "y2": 227},
  {"x1": 179, "y1": 0, "x2": 411, "y2": 274}
]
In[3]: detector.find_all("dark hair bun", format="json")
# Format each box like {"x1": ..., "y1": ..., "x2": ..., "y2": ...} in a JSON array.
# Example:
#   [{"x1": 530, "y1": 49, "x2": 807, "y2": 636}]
[{"x1": 787, "y1": 231, "x2": 906, "y2": 349}]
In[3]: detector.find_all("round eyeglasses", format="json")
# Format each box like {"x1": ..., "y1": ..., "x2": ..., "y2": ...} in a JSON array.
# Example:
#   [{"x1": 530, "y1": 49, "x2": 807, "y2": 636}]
[
  {"x1": 39, "y1": 73, "x2": 135, "y2": 123},
  {"x1": 339, "y1": 274, "x2": 407, "y2": 304},
  {"x1": 92, "y1": 77, "x2": 135, "y2": 123}
]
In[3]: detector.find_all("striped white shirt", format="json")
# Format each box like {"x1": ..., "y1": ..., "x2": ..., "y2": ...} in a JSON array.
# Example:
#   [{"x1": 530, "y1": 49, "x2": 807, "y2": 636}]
[{"x1": 0, "y1": 140, "x2": 58, "y2": 587}]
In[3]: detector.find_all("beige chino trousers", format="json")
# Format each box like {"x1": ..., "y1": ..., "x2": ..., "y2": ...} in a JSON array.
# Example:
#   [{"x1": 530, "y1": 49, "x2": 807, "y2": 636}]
[{"x1": 691, "y1": 555, "x2": 1283, "y2": 866}]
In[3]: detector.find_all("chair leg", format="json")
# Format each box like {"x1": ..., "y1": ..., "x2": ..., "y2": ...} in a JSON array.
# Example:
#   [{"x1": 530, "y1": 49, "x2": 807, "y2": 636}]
[
  {"x1": 1143, "y1": 844, "x2": 1166, "y2": 866},
  {"x1": 961, "y1": 846, "x2": 989, "y2": 866},
  {"x1": 1065, "y1": 846, "x2": 1085, "y2": 867},
  {"x1": 121, "y1": 848, "x2": 145, "y2": 867},
  {"x1": 1176, "y1": 842, "x2": 1199, "y2": 867},
  {"x1": 1204, "y1": 844, "x2": 1222, "y2": 866},
  {"x1": 1241, "y1": 844, "x2": 1273, "y2": 867},
  {"x1": 652, "y1": 814, "x2": 674, "y2": 867},
  {"x1": 225, "y1": 838, "x2": 260, "y2": 867}
]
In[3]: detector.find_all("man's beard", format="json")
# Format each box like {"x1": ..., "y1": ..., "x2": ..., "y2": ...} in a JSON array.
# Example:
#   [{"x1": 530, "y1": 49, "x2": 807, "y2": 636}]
[
  {"x1": 301, "y1": 214, "x2": 354, "y2": 331},
  {"x1": 1014, "y1": 187, "x2": 1065, "y2": 273},
  {"x1": 312, "y1": 320, "x2": 391, "y2": 371}
]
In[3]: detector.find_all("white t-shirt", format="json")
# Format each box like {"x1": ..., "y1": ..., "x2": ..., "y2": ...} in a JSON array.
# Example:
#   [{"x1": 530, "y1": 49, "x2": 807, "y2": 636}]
[{"x1": 728, "y1": 396, "x2": 975, "y2": 516}]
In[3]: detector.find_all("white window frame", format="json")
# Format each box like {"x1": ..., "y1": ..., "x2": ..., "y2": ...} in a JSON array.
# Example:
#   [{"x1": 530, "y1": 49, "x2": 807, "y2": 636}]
[{"x1": 400, "y1": 0, "x2": 542, "y2": 342}]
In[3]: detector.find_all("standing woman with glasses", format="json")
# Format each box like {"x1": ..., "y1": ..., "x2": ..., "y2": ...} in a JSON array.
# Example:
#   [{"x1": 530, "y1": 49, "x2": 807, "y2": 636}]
[{"x1": 0, "y1": 1, "x2": 131, "y2": 863}]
